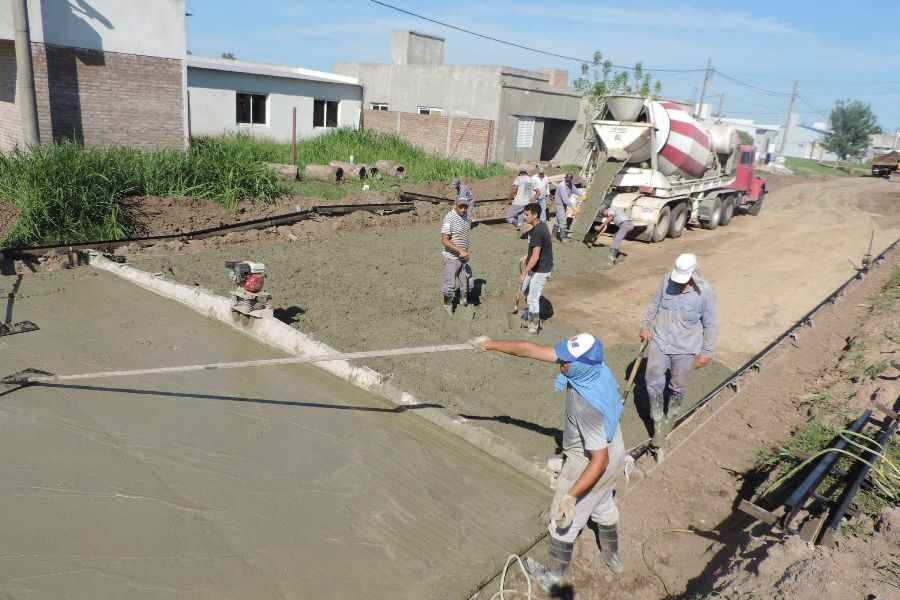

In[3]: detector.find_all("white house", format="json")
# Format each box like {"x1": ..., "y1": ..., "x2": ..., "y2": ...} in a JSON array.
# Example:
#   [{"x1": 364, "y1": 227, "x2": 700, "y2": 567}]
[{"x1": 186, "y1": 56, "x2": 363, "y2": 142}]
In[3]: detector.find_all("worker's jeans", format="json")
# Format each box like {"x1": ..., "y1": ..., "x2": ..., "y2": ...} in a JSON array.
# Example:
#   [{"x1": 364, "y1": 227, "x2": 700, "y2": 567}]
[
  {"x1": 522, "y1": 271, "x2": 551, "y2": 316},
  {"x1": 442, "y1": 256, "x2": 472, "y2": 295},
  {"x1": 611, "y1": 220, "x2": 635, "y2": 251},
  {"x1": 549, "y1": 454, "x2": 623, "y2": 543},
  {"x1": 505, "y1": 204, "x2": 526, "y2": 226},
  {"x1": 644, "y1": 342, "x2": 693, "y2": 417}
]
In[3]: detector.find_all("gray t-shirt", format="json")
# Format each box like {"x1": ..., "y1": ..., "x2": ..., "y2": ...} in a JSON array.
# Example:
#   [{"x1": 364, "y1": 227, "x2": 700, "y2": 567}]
[
  {"x1": 512, "y1": 175, "x2": 534, "y2": 205},
  {"x1": 562, "y1": 387, "x2": 625, "y2": 466}
]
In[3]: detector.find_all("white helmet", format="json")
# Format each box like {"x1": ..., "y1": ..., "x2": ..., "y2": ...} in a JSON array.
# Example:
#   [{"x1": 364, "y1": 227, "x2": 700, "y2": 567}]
[{"x1": 671, "y1": 253, "x2": 698, "y2": 283}]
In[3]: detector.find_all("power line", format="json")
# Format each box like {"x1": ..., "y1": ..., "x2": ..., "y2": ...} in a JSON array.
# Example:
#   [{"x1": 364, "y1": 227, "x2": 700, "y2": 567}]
[
  {"x1": 712, "y1": 69, "x2": 792, "y2": 97},
  {"x1": 798, "y1": 94, "x2": 828, "y2": 116},
  {"x1": 369, "y1": 0, "x2": 705, "y2": 73},
  {"x1": 717, "y1": 95, "x2": 786, "y2": 110}
]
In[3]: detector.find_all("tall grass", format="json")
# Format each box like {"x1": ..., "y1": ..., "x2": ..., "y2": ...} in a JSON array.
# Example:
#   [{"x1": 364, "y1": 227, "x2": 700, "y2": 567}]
[
  {"x1": 0, "y1": 139, "x2": 286, "y2": 247},
  {"x1": 210, "y1": 129, "x2": 505, "y2": 183}
]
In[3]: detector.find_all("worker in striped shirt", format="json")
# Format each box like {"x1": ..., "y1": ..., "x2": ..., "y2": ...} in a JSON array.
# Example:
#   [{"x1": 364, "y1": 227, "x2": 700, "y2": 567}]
[{"x1": 441, "y1": 197, "x2": 473, "y2": 314}]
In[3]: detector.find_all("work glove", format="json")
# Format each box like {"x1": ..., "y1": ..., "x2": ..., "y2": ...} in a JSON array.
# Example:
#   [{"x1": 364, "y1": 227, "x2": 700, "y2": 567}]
[
  {"x1": 468, "y1": 335, "x2": 491, "y2": 352},
  {"x1": 553, "y1": 494, "x2": 577, "y2": 529}
]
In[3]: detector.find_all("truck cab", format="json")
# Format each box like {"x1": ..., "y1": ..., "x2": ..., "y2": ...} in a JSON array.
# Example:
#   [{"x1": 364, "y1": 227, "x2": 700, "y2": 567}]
[{"x1": 727, "y1": 145, "x2": 766, "y2": 203}]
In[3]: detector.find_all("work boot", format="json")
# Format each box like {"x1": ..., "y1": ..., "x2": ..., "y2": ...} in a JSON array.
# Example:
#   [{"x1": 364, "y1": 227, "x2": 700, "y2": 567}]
[
  {"x1": 525, "y1": 536, "x2": 574, "y2": 591},
  {"x1": 595, "y1": 523, "x2": 624, "y2": 574},
  {"x1": 528, "y1": 313, "x2": 540, "y2": 334},
  {"x1": 442, "y1": 294, "x2": 453, "y2": 314}
]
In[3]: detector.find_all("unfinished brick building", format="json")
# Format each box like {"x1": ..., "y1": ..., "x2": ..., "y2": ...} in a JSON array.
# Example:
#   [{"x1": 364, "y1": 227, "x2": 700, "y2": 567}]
[{"x1": 0, "y1": 0, "x2": 187, "y2": 151}]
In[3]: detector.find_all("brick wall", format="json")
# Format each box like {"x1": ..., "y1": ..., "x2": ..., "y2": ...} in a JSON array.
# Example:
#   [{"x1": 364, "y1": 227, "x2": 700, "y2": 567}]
[
  {"x1": 0, "y1": 41, "x2": 23, "y2": 152},
  {"x1": 363, "y1": 109, "x2": 494, "y2": 164},
  {"x1": 31, "y1": 43, "x2": 184, "y2": 149}
]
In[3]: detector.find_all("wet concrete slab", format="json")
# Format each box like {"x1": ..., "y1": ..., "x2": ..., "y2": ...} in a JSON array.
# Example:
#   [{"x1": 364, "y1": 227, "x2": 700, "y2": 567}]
[
  {"x1": 132, "y1": 226, "x2": 732, "y2": 466},
  {"x1": 0, "y1": 269, "x2": 549, "y2": 599}
]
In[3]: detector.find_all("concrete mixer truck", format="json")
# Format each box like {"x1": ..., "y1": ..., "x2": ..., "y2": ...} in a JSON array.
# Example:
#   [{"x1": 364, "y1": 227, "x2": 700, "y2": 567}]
[{"x1": 571, "y1": 95, "x2": 766, "y2": 243}]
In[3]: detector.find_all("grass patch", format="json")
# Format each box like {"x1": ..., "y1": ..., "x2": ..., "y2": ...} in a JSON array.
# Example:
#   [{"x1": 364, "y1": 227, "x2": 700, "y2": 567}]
[
  {"x1": 0, "y1": 139, "x2": 286, "y2": 247},
  {"x1": 783, "y1": 157, "x2": 870, "y2": 178},
  {"x1": 210, "y1": 129, "x2": 505, "y2": 184},
  {"x1": 871, "y1": 266, "x2": 900, "y2": 313}
]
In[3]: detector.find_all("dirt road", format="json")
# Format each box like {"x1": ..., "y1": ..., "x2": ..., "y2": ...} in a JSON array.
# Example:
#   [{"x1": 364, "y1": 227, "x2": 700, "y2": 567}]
[{"x1": 550, "y1": 176, "x2": 900, "y2": 368}]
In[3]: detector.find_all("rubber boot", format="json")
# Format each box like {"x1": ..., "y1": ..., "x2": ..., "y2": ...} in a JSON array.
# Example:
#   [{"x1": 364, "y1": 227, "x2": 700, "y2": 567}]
[
  {"x1": 528, "y1": 313, "x2": 540, "y2": 334},
  {"x1": 520, "y1": 309, "x2": 530, "y2": 325},
  {"x1": 649, "y1": 394, "x2": 665, "y2": 449},
  {"x1": 525, "y1": 535, "x2": 574, "y2": 591},
  {"x1": 665, "y1": 392, "x2": 684, "y2": 434},
  {"x1": 595, "y1": 523, "x2": 624, "y2": 574},
  {"x1": 442, "y1": 293, "x2": 453, "y2": 315}
]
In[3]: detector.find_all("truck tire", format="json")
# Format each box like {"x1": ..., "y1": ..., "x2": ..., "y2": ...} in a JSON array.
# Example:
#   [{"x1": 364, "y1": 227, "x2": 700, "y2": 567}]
[
  {"x1": 667, "y1": 203, "x2": 687, "y2": 238},
  {"x1": 747, "y1": 189, "x2": 765, "y2": 216},
  {"x1": 701, "y1": 198, "x2": 722, "y2": 230},
  {"x1": 720, "y1": 197, "x2": 735, "y2": 226},
  {"x1": 651, "y1": 205, "x2": 671, "y2": 243}
]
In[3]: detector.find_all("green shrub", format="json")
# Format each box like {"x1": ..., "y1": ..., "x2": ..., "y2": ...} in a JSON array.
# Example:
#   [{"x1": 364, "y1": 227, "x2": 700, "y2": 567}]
[{"x1": 0, "y1": 139, "x2": 287, "y2": 247}]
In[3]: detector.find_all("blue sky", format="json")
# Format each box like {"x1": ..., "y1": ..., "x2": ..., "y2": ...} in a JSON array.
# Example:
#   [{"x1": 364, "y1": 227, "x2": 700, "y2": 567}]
[{"x1": 185, "y1": 0, "x2": 900, "y2": 131}]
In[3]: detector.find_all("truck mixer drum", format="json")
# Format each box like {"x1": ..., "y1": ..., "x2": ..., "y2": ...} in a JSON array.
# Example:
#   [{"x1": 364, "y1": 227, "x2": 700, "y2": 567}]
[{"x1": 225, "y1": 260, "x2": 273, "y2": 318}]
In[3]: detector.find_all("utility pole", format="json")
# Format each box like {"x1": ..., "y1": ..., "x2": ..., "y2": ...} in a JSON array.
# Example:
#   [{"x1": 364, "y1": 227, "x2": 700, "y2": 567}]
[
  {"x1": 695, "y1": 58, "x2": 713, "y2": 118},
  {"x1": 13, "y1": 0, "x2": 40, "y2": 146},
  {"x1": 777, "y1": 81, "x2": 799, "y2": 159},
  {"x1": 716, "y1": 94, "x2": 725, "y2": 121}
]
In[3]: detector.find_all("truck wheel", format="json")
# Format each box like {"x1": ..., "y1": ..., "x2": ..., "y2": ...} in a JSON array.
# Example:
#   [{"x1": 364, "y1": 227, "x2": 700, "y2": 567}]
[
  {"x1": 720, "y1": 198, "x2": 735, "y2": 226},
  {"x1": 747, "y1": 190, "x2": 765, "y2": 215},
  {"x1": 651, "y1": 206, "x2": 671, "y2": 243},
  {"x1": 701, "y1": 198, "x2": 722, "y2": 230},
  {"x1": 667, "y1": 203, "x2": 687, "y2": 238}
]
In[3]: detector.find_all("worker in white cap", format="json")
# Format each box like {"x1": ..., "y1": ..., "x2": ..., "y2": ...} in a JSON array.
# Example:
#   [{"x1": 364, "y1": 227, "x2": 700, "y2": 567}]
[
  {"x1": 467, "y1": 332, "x2": 627, "y2": 589},
  {"x1": 639, "y1": 253, "x2": 718, "y2": 458}
]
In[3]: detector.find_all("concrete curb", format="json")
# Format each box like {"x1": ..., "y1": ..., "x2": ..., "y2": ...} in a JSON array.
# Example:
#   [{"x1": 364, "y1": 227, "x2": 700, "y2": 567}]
[{"x1": 88, "y1": 253, "x2": 553, "y2": 487}]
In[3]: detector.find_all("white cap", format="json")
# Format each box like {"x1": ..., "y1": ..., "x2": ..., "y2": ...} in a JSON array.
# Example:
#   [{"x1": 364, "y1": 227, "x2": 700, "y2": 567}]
[{"x1": 671, "y1": 253, "x2": 698, "y2": 284}]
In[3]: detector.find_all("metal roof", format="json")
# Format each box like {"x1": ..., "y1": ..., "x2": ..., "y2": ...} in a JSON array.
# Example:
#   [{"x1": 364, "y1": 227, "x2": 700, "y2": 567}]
[{"x1": 186, "y1": 56, "x2": 361, "y2": 87}]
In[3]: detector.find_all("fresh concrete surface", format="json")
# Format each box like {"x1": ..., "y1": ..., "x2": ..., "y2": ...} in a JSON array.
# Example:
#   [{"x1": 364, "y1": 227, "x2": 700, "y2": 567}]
[
  {"x1": 0, "y1": 269, "x2": 549, "y2": 599},
  {"x1": 132, "y1": 225, "x2": 732, "y2": 467}
]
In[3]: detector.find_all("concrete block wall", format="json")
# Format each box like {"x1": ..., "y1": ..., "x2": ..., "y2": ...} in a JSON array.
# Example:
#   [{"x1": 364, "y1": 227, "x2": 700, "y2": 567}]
[
  {"x1": 31, "y1": 43, "x2": 184, "y2": 149},
  {"x1": 0, "y1": 40, "x2": 23, "y2": 151},
  {"x1": 363, "y1": 108, "x2": 493, "y2": 164}
]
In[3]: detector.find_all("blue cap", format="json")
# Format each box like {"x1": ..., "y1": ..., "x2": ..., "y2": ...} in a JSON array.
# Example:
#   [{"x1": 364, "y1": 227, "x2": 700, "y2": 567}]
[{"x1": 554, "y1": 333, "x2": 604, "y2": 365}]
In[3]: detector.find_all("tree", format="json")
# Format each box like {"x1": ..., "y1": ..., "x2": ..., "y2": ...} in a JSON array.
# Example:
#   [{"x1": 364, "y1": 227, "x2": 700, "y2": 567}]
[
  {"x1": 736, "y1": 130, "x2": 753, "y2": 145},
  {"x1": 221, "y1": 52, "x2": 236, "y2": 60},
  {"x1": 820, "y1": 100, "x2": 881, "y2": 165},
  {"x1": 573, "y1": 51, "x2": 663, "y2": 107}
]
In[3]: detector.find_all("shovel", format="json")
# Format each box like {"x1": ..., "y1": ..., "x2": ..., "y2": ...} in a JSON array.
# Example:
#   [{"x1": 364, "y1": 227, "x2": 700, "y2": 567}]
[
  {"x1": 622, "y1": 339, "x2": 648, "y2": 403},
  {"x1": 507, "y1": 260, "x2": 526, "y2": 328}
]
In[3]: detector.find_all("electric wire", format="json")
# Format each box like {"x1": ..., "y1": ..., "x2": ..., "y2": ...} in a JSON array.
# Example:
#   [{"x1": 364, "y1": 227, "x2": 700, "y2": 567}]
[{"x1": 369, "y1": 0, "x2": 705, "y2": 73}]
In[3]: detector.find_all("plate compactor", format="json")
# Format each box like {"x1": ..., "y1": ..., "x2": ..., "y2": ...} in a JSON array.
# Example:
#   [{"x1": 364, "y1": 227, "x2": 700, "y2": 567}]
[{"x1": 226, "y1": 260, "x2": 273, "y2": 318}]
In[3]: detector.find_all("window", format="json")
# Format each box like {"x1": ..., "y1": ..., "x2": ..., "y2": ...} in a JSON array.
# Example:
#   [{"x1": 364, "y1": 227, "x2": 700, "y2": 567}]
[
  {"x1": 370, "y1": 102, "x2": 389, "y2": 111},
  {"x1": 236, "y1": 93, "x2": 267, "y2": 125},
  {"x1": 740, "y1": 151, "x2": 752, "y2": 165},
  {"x1": 516, "y1": 116, "x2": 535, "y2": 148},
  {"x1": 314, "y1": 99, "x2": 339, "y2": 128},
  {"x1": 417, "y1": 106, "x2": 442, "y2": 116}
]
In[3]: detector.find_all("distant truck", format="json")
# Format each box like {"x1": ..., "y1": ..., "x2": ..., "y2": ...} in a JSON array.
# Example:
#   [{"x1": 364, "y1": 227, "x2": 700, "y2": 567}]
[
  {"x1": 579, "y1": 95, "x2": 766, "y2": 242},
  {"x1": 871, "y1": 151, "x2": 900, "y2": 179}
]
